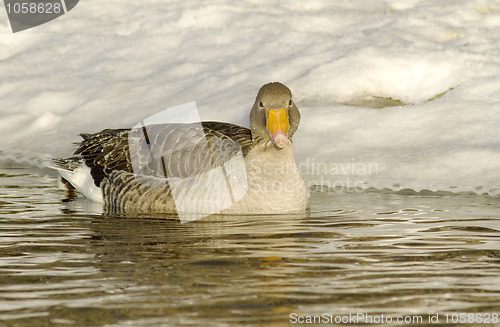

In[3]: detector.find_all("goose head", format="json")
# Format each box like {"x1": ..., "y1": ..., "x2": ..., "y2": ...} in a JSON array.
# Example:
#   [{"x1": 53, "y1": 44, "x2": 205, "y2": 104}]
[{"x1": 250, "y1": 82, "x2": 300, "y2": 148}]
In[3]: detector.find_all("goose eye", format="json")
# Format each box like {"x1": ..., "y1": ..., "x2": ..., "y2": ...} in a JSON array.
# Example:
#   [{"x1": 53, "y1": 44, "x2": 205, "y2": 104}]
[
  {"x1": 288, "y1": 99, "x2": 292, "y2": 106},
  {"x1": 259, "y1": 101, "x2": 264, "y2": 108}
]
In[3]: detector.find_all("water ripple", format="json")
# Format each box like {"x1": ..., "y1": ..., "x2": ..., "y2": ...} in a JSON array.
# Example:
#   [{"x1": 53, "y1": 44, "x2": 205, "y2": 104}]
[{"x1": 0, "y1": 168, "x2": 500, "y2": 326}]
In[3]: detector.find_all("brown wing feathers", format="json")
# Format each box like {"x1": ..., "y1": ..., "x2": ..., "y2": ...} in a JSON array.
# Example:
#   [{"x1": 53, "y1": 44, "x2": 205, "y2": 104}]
[
  {"x1": 75, "y1": 129, "x2": 132, "y2": 186},
  {"x1": 74, "y1": 123, "x2": 252, "y2": 187}
]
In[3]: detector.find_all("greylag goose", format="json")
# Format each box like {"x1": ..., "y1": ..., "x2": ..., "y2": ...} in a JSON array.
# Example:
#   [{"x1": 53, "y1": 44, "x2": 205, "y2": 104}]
[{"x1": 52, "y1": 82, "x2": 310, "y2": 216}]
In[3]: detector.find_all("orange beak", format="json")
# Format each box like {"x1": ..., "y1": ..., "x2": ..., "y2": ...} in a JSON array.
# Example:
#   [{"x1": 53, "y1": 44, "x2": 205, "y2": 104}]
[{"x1": 266, "y1": 108, "x2": 289, "y2": 148}]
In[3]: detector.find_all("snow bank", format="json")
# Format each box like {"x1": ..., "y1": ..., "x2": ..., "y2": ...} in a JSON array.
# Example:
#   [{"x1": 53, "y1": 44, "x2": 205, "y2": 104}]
[{"x1": 1, "y1": 0, "x2": 500, "y2": 194}]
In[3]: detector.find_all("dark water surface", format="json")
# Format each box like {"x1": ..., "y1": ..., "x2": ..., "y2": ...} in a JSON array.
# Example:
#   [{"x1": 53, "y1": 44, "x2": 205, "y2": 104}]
[{"x1": 1, "y1": 166, "x2": 500, "y2": 326}]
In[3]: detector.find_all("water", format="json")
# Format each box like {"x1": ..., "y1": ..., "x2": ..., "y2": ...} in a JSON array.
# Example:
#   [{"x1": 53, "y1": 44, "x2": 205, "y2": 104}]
[{"x1": 1, "y1": 166, "x2": 500, "y2": 326}]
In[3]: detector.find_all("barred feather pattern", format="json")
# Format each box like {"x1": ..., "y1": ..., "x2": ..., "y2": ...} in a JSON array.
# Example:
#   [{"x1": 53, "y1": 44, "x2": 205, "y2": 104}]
[
  {"x1": 75, "y1": 122, "x2": 253, "y2": 212},
  {"x1": 102, "y1": 170, "x2": 176, "y2": 214},
  {"x1": 74, "y1": 122, "x2": 252, "y2": 186}
]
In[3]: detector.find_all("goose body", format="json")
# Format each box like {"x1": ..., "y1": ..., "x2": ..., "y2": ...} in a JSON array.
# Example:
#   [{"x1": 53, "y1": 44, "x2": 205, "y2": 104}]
[{"x1": 52, "y1": 83, "x2": 310, "y2": 215}]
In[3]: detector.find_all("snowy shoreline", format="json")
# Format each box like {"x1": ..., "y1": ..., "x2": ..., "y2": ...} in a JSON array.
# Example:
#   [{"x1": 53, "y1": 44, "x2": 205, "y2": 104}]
[{"x1": 1, "y1": 0, "x2": 500, "y2": 194}]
